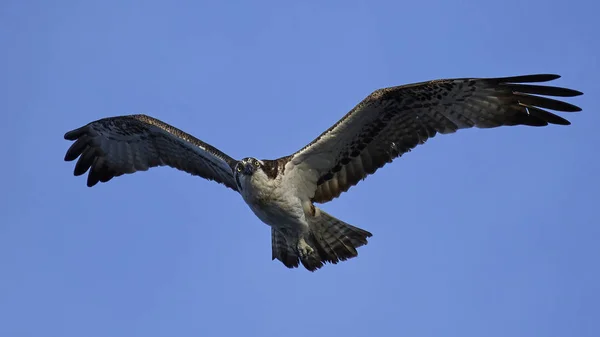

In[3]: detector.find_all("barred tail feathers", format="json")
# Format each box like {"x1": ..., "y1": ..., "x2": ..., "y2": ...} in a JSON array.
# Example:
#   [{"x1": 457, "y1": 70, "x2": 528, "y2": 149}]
[{"x1": 270, "y1": 209, "x2": 372, "y2": 271}]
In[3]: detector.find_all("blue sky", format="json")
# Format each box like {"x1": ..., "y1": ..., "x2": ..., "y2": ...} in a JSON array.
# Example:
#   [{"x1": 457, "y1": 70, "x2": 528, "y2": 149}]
[{"x1": 1, "y1": 0, "x2": 598, "y2": 336}]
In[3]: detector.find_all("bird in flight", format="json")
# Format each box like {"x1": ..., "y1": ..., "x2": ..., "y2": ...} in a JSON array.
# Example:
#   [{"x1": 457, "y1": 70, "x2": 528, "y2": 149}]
[{"x1": 63, "y1": 74, "x2": 582, "y2": 271}]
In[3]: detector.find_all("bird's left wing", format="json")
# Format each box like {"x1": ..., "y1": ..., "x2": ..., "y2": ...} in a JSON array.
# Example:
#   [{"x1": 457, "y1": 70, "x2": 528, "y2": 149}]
[
  {"x1": 281, "y1": 74, "x2": 582, "y2": 203},
  {"x1": 64, "y1": 114, "x2": 239, "y2": 191}
]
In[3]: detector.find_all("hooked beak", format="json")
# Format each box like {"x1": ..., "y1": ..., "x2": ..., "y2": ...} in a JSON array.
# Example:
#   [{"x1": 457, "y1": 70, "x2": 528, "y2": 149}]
[{"x1": 243, "y1": 163, "x2": 254, "y2": 175}]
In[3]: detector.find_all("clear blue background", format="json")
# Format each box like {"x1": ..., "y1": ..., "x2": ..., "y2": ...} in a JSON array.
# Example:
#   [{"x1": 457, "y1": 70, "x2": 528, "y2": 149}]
[{"x1": 1, "y1": 1, "x2": 598, "y2": 336}]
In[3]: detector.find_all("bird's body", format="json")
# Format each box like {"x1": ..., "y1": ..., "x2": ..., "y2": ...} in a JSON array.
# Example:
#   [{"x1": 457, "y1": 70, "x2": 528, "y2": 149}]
[
  {"x1": 237, "y1": 161, "x2": 305, "y2": 234},
  {"x1": 232, "y1": 157, "x2": 371, "y2": 269},
  {"x1": 63, "y1": 74, "x2": 582, "y2": 271}
]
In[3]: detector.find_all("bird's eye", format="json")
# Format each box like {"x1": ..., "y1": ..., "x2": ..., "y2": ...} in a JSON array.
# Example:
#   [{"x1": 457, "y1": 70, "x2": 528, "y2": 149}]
[
  {"x1": 254, "y1": 161, "x2": 260, "y2": 167},
  {"x1": 237, "y1": 166, "x2": 242, "y2": 172}
]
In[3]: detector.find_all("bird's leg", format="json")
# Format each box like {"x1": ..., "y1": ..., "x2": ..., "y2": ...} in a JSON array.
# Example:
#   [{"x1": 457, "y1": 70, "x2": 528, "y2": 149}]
[{"x1": 297, "y1": 236, "x2": 314, "y2": 259}]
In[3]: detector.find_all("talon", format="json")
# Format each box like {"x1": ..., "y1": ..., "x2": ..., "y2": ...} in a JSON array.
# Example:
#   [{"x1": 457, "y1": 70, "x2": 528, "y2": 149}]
[{"x1": 297, "y1": 238, "x2": 314, "y2": 258}]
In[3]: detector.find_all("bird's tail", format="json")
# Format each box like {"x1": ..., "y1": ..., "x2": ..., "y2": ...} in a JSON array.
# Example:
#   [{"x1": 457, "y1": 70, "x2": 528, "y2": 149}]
[{"x1": 271, "y1": 209, "x2": 372, "y2": 271}]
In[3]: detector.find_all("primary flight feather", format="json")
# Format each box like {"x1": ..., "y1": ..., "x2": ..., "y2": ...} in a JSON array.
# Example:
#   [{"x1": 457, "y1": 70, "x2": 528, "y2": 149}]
[{"x1": 64, "y1": 74, "x2": 582, "y2": 271}]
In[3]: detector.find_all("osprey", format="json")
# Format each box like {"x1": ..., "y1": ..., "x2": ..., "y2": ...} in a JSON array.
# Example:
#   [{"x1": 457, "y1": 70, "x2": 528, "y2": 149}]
[{"x1": 63, "y1": 74, "x2": 582, "y2": 271}]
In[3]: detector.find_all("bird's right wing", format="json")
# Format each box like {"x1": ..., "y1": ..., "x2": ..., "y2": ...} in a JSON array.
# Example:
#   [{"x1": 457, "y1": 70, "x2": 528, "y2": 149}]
[{"x1": 64, "y1": 114, "x2": 239, "y2": 191}]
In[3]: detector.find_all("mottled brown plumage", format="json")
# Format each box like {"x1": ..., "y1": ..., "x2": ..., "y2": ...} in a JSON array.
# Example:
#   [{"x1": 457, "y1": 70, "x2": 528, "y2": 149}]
[
  {"x1": 286, "y1": 74, "x2": 582, "y2": 203},
  {"x1": 64, "y1": 115, "x2": 238, "y2": 190},
  {"x1": 63, "y1": 73, "x2": 582, "y2": 272}
]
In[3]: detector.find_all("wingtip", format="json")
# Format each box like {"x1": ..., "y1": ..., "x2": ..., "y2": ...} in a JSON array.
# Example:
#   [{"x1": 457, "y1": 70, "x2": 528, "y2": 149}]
[
  {"x1": 549, "y1": 115, "x2": 572, "y2": 126},
  {"x1": 64, "y1": 125, "x2": 89, "y2": 140},
  {"x1": 87, "y1": 174, "x2": 99, "y2": 187},
  {"x1": 541, "y1": 74, "x2": 561, "y2": 81},
  {"x1": 534, "y1": 74, "x2": 561, "y2": 81},
  {"x1": 557, "y1": 88, "x2": 584, "y2": 98},
  {"x1": 571, "y1": 89, "x2": 584, "y2": 97},
  {"x1": 501, "y1": 74, "x2": 561, "y2": 83}
]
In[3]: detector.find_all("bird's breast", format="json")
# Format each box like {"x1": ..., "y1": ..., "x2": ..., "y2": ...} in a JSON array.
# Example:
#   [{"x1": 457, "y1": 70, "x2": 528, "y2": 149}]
[{"x1": 241, "y1": 177, "x2": 305, "y2": 229}]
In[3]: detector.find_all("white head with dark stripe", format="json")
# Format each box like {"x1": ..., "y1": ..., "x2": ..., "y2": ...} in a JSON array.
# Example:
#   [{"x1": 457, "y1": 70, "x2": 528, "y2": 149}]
[{"x1": 234, "y1": 157, "x2": 267, "y2": 190}]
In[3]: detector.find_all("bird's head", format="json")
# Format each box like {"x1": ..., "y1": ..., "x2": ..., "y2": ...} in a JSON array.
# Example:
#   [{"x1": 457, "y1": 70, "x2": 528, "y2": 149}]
[{"x1": 235, "y1": 157, "x2": 263, "y2": 177}]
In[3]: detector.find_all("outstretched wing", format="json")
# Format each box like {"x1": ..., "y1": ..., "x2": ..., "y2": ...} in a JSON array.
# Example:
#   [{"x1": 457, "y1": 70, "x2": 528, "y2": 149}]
[
  {"x1": 64, "y1": 114, "x2": 239, "y2": 191},
  {"x1": 283, "y1": 74, "x2": 583, "y2": 203}
]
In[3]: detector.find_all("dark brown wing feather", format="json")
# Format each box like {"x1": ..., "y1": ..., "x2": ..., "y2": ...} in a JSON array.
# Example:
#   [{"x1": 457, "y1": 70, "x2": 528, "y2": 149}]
[
  {"x1": 63, "y1": 114, "x2": 239, "y2": 191},
  {"x1": 286, "y1": 74, "x2": 583, "y2": 203}
]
